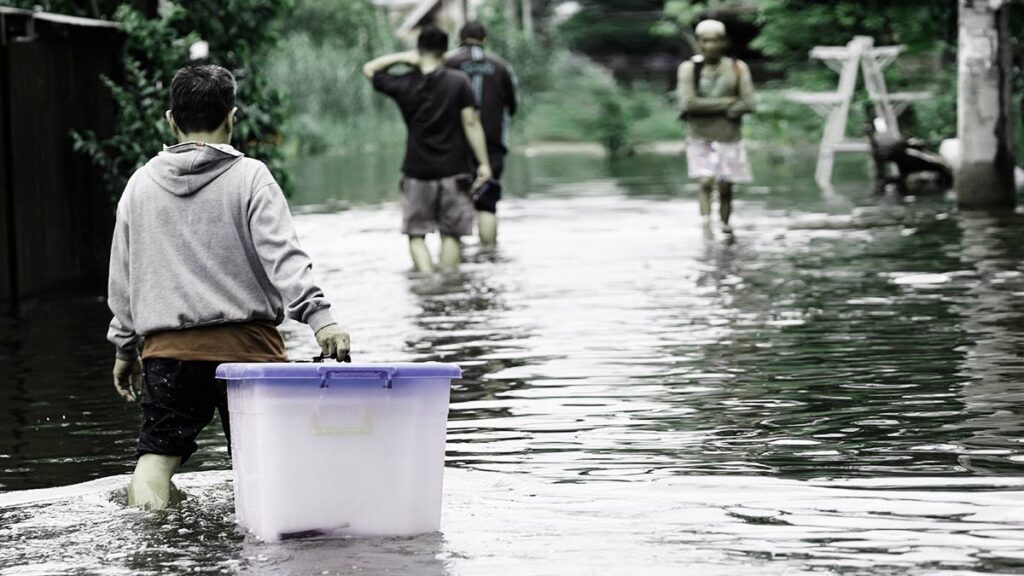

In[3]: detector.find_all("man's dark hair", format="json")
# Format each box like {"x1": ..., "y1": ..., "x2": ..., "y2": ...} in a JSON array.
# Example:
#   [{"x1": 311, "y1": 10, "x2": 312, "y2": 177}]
[
  {"x1": 459, "y1": 21, "x2": 486, "y2": 42},
  {"x1": 417, "y1": 25, "x2": 449, "y2": 55},
  {"x1": 169, "y1": 64, "x2": 237, "y2": 134}
]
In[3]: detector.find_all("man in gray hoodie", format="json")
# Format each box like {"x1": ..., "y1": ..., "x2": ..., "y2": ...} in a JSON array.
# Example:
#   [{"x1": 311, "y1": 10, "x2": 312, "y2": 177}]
[{"x1": 107, "y1": 64, "x2": 350, "y2": 509}]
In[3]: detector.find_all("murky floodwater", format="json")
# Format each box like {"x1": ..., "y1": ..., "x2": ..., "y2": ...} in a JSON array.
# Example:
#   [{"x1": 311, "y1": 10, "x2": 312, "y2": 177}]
[{"x1": 1, "y1": 148, "x2": 1022, "y2": 574}]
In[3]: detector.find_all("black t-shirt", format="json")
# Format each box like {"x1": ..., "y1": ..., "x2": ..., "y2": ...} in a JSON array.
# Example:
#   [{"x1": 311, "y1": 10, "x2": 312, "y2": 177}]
[
  {"x1": 445, "y1": 45, "x2": 518, "y2": 155},
  {"x1": 373, "y1": 67, "x2": 477, "y2": 180}
]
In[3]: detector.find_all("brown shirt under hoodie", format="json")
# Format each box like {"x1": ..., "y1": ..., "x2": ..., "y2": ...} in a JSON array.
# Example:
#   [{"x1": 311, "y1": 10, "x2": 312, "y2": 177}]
[{"x1": 142, "y1": 321, "x2": 287, "y2": 362}]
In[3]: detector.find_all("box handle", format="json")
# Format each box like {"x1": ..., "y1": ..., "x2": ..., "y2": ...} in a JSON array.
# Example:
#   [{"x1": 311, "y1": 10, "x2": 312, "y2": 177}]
[{"x1": 317, "y1": 366, "x2": 396, "y2": 389}]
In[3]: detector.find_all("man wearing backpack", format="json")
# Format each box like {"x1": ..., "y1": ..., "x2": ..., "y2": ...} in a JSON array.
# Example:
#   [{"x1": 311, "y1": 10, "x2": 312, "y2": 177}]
[
  {"x1": 445, "y1": 21, "x2": 518, "y2": 249},
  {"x1": 677, "y1": 19, "x2": 755, "y2": 234},
  {"x1": 364, "y1": 25, "x2": 492, "y2": 272}
]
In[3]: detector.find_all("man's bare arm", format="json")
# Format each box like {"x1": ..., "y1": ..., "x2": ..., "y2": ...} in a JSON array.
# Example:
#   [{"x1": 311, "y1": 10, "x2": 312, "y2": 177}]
[
  {"x1": 677, "y1": 62, "x2": 736, "y2": 115},
  {"x1": 362, "y1": 50, "x2": 419, "y2": 79},
  {"x1": 460, "y1": 107, "x2": 492, "y2": 186},
  {"x1": 727, "y1": 61, "x2": 756, "y2": 118}
]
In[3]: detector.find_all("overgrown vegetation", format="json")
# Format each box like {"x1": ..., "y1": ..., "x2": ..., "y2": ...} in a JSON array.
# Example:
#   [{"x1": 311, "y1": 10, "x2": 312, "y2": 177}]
[
  {"x1": 79, "y1": 1, "x2": 291, "y2": 199},
  {"x1": 266, "y1": 0, "x2": 402, "y2": 156},
  {"x1": 1, "y1": 0, "x2": 294, "y2": 198}
]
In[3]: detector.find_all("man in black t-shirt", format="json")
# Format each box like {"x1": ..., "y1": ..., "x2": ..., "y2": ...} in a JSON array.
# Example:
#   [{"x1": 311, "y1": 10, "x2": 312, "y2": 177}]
[
  {"x1": 364, "y1": 25, "x2": 492, "y2": 273},
  {"x1": 446, "y1": 21, "x2": 518, "y2": 248}
]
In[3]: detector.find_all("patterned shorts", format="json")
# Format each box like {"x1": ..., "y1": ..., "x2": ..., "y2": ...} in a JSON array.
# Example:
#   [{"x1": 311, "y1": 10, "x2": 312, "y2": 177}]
[{"x1": 686, "y1": 139, "x2": 753, "y2": 183}]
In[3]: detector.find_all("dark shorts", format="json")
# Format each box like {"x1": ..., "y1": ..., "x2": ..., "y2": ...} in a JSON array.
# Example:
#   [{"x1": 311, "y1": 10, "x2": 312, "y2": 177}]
[
  {"x1": 475, "y1": 149, "x2": 505, "y2": 214},
  {"x1": 137, "y1": 359, "x2": 229, "y2": 464},
  {"x1": 472, "y1": 179, "x2": 503, "y2": 214},
  {"x1": 401, "y1": 174, "x2": 475, "y2": 237}
]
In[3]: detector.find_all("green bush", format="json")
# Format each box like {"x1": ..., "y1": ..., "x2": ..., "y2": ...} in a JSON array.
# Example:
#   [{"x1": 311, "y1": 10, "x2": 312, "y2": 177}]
[
  {"x1": 264, "y1": 0, "x2": 406, "y2": 155},
  {"x1": 522, "y1": 53, "x2": 682, "y2": 152},
  {"x1": 71, "y1": 4, "x2": 194, "y2": 202},
  {"x1": 267, "y1": 32, "x2": 404, "y2": 155}
]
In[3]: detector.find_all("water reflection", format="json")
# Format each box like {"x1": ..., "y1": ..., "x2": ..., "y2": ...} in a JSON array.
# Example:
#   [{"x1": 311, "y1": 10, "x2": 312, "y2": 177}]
[
  {"x1": 240, "y1": 531, "x2": 447, "y2": 576},
  {"x1": 950, "y1": 210, "x2": 1024, "y2": 474},
  {"x1": 0, "y1": 296, "x2": 138, "y2": 490}
]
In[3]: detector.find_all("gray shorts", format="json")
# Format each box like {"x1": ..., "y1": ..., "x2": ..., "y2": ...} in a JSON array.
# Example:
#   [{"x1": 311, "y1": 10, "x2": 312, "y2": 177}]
[{"x1": 401, "y1": 174, "x2": 475, "y2": 237}]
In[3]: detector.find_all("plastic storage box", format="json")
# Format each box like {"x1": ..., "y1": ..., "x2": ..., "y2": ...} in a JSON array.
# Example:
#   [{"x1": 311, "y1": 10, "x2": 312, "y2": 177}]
[{"x1": 215, "y1": 362, "x2": 460, "y2": 541}]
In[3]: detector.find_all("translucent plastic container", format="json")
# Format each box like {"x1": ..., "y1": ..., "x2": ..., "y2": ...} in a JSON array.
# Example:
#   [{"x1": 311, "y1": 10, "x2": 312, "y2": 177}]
[{"x1": 215, "y1": 362, "x2": 460, "y2": 542}]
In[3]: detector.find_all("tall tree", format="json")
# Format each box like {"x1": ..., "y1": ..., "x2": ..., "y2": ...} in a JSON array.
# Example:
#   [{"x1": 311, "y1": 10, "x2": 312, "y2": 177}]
[
  {"x1": 559, "y1": 0, "x2": 682, "y2": 56},
  {"x1": 69, "y1": 1, "x2": 294, "y2": 198}
]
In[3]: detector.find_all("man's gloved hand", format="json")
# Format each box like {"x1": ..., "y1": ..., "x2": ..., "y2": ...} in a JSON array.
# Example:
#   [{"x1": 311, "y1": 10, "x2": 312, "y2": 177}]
[
  {"x1": 315, "y1": 323, "x2": 351, "y2": 362},
  {"x1": 113, "y1": 358, "x2": 144, "y2": 403}
]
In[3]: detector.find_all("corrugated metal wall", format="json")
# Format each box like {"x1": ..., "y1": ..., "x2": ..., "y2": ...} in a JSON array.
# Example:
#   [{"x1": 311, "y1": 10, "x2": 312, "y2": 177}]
[{"x1": 0, "y1": 10, "x2": 122, "y2": 305}]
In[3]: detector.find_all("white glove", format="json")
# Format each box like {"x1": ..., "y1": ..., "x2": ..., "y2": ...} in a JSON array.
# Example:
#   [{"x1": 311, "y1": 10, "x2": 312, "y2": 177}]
[
  {"x1": 315, "y1": 323, "x2": 351, "y2": 361},
  {"x1": 113, "y1": 357, "x2": 144, "y2": 402}
]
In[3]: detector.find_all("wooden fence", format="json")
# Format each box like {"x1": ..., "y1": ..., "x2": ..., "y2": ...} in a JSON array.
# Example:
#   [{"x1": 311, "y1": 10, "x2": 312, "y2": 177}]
[{"x1": 0, "y1": 8, "x2": 122, "y2": 307}]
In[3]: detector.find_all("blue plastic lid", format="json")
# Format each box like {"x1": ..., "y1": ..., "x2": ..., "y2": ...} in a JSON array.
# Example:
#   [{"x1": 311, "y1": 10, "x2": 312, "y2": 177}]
[{"x1": 215, "y1": 362, "x2": 461, "y2": 381}]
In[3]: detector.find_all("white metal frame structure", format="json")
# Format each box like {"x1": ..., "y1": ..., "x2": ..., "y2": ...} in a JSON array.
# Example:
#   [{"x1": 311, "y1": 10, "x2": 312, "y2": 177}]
[{"x1": 788, "y1": 36, "x2": 930, "y2": 189}]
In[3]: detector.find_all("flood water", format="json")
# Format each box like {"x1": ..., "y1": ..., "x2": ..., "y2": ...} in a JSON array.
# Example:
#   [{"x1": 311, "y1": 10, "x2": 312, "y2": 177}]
[{"x1": 1, "y1": 148, "x2": 1023, "y2": 574}]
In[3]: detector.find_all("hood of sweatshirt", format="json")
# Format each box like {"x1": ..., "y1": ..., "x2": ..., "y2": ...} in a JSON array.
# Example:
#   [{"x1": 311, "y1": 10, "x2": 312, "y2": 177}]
[{"x1": 143, "y1": 142, "x2": 244, "y2": 197}]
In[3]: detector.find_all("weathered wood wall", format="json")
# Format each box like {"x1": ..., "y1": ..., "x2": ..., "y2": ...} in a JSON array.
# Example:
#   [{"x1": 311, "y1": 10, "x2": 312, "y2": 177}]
[{"x1": 0, "y1": 9, "x2": 122, "y2": 305}]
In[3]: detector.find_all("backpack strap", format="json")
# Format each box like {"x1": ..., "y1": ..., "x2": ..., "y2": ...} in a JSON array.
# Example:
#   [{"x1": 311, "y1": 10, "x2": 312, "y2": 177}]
[
  {"x1": 691, "y1": 55, "x2": 704, "y2": 94},
  {"x1": 695, "y1": 56, "x2": 743, "y2": 96},
  {"x1": 733, "y1": 58, "x2": 742, "y2": 96}
]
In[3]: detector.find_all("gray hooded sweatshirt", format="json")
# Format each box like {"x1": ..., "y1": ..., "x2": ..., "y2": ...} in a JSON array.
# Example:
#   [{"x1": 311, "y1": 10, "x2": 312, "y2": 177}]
[{"x1": 107, "y1": 142, "x2": 335, "y2": 360}]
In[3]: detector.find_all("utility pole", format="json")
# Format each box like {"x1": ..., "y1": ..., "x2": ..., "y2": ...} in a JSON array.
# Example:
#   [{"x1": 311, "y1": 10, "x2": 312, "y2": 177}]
[
  {"x1": 505, "y1": 0, "x2": 517, "y2": 29},
  {"x1": 956, "y1": 0, "x2": 1016, "y2": 208},
  {"x1": 522, "y1": 0, "x2": 534, "y2": 38}
]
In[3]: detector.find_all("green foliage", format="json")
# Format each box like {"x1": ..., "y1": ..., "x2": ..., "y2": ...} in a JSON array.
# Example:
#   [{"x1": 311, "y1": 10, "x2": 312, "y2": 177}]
[
  {"x1": 902, "y1": 69, "x2": 957, "y2": 145},
  {"x1": 475, "y1": 0, "x2": 555, "y2": 108},
  {"x1": 174, "y1": 0, "x2": 293, "y2": 185},
  {"x1": 287, "y1": 0, "x2": 395, "y2": 50},
  {"x1": 524, "y1": 54, "x2": 679, "y2": 154},
  {"x1": 652, "y1": 0, "x2": 748, "y2": 49},
  {"x1": 70, "y1": 0, "x2": 293, "y2": 200},
  {"x1": 71, "y1": 4, "x2": 193, "y2": 201},
  {"x1": 268, "y1": 0, "x2": 558, "y2": 155},
  {"x1": 751, "y1": 0, "x2": 956, "y2": 67},
  {"x1": 593, "y1": 88, "x2": 630, "y2": 156},
  {"x1": 264, "y1": 0, "x2": 401, "y2": 155},
  {"x1": 558, "y1": 0, "x2": 680, "y2": 56},
  {"x1": 267, "y1": 30, "x2": 404, "y2": 155},
  {"x1": 741, "y1": 87, "x2": 826, "y2": 145}
]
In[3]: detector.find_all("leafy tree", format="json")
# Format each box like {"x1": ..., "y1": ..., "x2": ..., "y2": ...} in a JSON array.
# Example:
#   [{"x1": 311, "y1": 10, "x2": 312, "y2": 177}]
[
  {"x1": 287, "y1": 0, "x2": 394, "y2": 50},
  {"x1": 71, "y1": 4, "x2": 192, "y2": 201},
  {"x1": 652, "y1": 0, "x2": 750, "y2": 52},
  {"x1": 750, "y1": 0, "x2": 957, "y2": 65},
  {"x1": 558, "y1": 0, "x2": 682, "y2": 56},
  {"x1": 476, "y1": 0, "x2": 555, "y2": 96},
  {"x1": 172, "y1": 0, "x2": 292, "y2": 187}
]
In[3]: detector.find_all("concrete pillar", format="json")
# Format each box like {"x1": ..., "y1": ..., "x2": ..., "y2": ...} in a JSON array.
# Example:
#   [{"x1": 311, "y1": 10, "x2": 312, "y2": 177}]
[{"x1": 956, "y1": 0, "x2": 1016, "y2": 208}]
